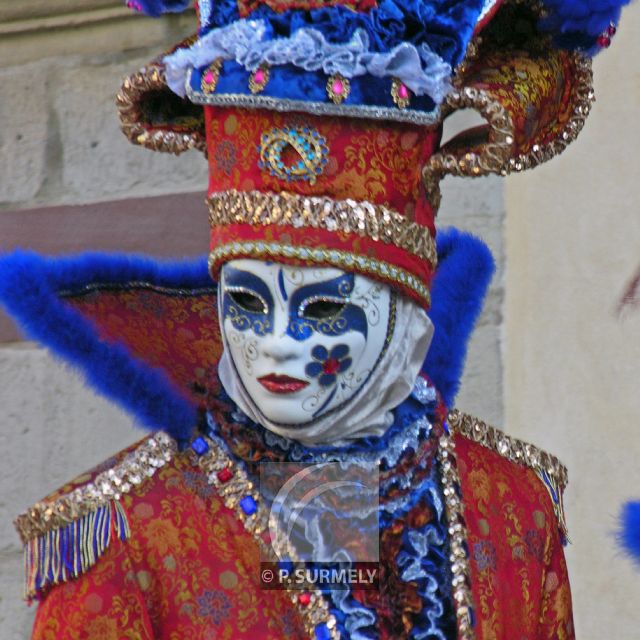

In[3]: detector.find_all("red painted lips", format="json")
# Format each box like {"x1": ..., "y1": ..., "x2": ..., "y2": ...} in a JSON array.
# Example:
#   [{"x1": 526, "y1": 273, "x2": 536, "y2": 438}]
[{"x1": 258, "y1": 374, "x2": 309, "y2": 394}]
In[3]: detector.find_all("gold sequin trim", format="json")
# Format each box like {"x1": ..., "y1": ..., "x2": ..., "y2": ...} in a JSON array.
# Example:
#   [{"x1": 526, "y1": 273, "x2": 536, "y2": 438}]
[
  {"x1": 507, "y1": 55, "x2": 593, "y2": 173},
  {"x1": 448, "y1": 409, "x2": 569, "y2": 540},
  {"x1": 116, "y1": 65, "x2": 207, "y2": 155},
  {"x1": 193, "y1": 434, "x2": 340, "y2": 639},
  {"x1": 437, "y1": 432, "x2": 476, "y2": 640},
  {"x1": 424, "y1": 85, "x2": 514, "y2": 183},
  {"x1": 15, "y1": 433, "x2": 177, "y2": 545},
  {"x1": 207, "y1": 190, "x2": 438, "y2": 267},
  {"x1": 208, "y1": 240, "x2": 432, "y2": 305},
  {"x1": 423, "y1": 52, "x2": 593, "y2": 196}
]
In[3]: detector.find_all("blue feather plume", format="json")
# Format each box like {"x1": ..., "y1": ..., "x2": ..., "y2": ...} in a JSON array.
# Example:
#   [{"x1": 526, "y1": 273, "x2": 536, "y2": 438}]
[{"x1": 619, "y1": 501, "x2": 640, "y2": 564}]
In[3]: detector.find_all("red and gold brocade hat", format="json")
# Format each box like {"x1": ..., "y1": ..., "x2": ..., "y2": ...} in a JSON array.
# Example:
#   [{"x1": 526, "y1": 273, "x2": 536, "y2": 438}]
[{"x1": 117, "y1": 0, "x2": 630, "y2": 307}]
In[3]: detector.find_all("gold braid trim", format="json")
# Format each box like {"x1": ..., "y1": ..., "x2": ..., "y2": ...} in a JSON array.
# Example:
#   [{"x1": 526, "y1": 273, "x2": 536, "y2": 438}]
[
  {"x1": 207, "y1": 190, "x2": 438, "y2": 268},
  {"x1": 437, "y1": 432, "x2": 476, "y2": 640},
  {"x1": 448, "y1": 409, "x2": 569, "y2": 540},
  {"x1": 116, "y1": 65, "x2": 207, "y2": 155}
]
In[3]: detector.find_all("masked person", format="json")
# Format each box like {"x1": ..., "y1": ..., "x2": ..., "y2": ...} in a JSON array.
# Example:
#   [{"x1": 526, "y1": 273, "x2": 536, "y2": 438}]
[{"x1": 0, "y1": 0, "x2": 631, "y2": 638}]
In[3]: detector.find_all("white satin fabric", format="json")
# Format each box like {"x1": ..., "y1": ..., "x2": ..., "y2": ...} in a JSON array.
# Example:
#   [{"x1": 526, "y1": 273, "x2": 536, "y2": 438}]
[{"x1": 218, "y1": 295, "x2": 433, "y2": 446}]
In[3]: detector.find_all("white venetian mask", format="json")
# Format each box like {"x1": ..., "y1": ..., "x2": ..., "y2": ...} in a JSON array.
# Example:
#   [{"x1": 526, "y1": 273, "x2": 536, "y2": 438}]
[{"x1": 219, "y1": 259, "x2": 395, "y2": 426}]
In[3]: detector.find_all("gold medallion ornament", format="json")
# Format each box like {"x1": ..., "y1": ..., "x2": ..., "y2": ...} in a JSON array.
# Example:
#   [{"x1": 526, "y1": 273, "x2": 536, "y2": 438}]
[
  {"x1": 258, "y1": 126, "x2": 329, "y2": 185},
  {"x1": 249, "y1": 64, "x2": 270, "y2": 94},
  {"x1": 326, "y1": 73, "x2": 351, "y2": 104},
  {"x1": 201, "y1": 59, "x2": 223, "y2": 94}
]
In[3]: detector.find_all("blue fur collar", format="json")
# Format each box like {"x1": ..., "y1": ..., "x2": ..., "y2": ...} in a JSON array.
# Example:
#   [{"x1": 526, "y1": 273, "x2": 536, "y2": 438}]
[{"x1": 0, "y1": 227, "x2": 493, "y2": 441}]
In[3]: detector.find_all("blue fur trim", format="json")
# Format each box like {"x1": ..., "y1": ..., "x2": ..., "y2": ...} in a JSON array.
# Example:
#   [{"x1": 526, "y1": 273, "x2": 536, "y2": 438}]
[
  {"x1": 126, "y1": 0, "x2": 190, "y2": 17},
  {"x1": 0, "y1": 228, "x2": 489, "y2": 440},
  {"x1": 619, "y1": 501, "x2": 640, "y2": 564},
  {"x1": 0, "y1": 251, "x2": 207, "y2": 444},
  {"x1": 423, "y1": 228, "x2": 495, "y2": 408},
  {"x1": 540, "y1": 0, "x2": 631, "y2": 52}
]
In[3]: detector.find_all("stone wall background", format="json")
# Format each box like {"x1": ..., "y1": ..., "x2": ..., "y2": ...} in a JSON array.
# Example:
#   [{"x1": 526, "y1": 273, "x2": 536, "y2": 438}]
[
  {"x1": 504, "y1": 6, "x2": 640, "y2": 637},
  {"x1": 1, "y1": 2, "x2": 637, "y2": 638}
]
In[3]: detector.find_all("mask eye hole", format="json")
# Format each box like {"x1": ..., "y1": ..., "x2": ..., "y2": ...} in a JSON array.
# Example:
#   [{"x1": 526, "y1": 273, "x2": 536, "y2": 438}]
[
  {"x1": 228, "y1": 289, "x2": 267, "y2": 314},
  {"x1": 302, "y1": 300, "x2": 346, "y2": 320}
]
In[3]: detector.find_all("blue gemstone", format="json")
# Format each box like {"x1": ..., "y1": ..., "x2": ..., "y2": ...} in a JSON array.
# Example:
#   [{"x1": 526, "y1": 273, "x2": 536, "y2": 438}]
[
  {"x1": 191, "y1": 436, "x2": 209, "y2": 456},
  {"x1": 240, "y1": 496, "x2": 257, "y2": 515},
  {"x1": 315, "y1": 623, "x2": 331, "y2": 640}
]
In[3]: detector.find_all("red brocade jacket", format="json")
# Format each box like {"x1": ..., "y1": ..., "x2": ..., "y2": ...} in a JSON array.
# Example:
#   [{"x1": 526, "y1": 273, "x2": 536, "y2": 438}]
[{"x1": 18, "y1": 409, "x2": 574, "y2": 640}]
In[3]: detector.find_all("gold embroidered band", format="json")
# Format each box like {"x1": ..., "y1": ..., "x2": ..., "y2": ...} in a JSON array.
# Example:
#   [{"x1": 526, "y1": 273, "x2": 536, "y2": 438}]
[{"x1": 207, "y1": 190, "x2": 438, "y2": 268}]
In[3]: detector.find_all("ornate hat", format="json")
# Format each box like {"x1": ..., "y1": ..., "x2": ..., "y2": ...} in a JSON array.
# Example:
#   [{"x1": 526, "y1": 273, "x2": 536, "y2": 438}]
[{"x1": 117, "y1": 0, "x2": 630, "y2": 308}]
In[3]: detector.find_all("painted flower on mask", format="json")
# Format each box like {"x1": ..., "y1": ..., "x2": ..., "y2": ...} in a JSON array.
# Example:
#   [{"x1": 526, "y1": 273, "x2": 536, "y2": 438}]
[{"x1": 305, "y1": 344, "x2": 352, "y2": 387}]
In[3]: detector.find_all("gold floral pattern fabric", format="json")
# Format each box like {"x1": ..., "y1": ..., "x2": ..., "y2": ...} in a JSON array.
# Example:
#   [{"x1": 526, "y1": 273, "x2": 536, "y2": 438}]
[
  {"x1": 27, "y1": 429, "x2": 574, "y2": 639},
  {"x1": 455, "y1": 435, "x2": 575, "y2": 640},
  {"x1": 204, "y1": 107, "x2": 439, "y2": 225},
  {"x1": 31, "y1": 450, "x2": 306, "y2": 639},
  {"x1": 64, "y1": 286, "x2": 223, "y2": 405}
]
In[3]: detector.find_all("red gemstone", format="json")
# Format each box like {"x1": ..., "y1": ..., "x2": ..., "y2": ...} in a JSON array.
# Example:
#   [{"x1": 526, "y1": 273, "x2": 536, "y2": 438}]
[
  {"x1": 597, "y1": 35, "x2": 611, "y2": 48},
  {"x1": 217, "y1": 467, "x2": 233, "y2": 483},
  {"x1": 298, "y1": 592, "x2": 312, "y2": 606},
  {"x1": 322, "y1": 358, "x2": 340, "y2": 375},
  {"x1": 607, "y1": 24, "x2": 617, "y2": 36}
]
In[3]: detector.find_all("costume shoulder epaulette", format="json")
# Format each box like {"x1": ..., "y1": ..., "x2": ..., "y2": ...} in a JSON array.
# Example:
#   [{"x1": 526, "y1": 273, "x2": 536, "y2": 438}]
[
  {"x1": 14, "y1": 432, "x2": 177, "y2": 599},
  {"x1": 447, "y1": 408, "x2": 569, "y2": 541}
]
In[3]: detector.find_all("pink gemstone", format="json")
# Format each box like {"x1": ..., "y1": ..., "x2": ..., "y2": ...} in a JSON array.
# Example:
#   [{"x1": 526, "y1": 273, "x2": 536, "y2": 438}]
[
  {"x1": 332, "y1": 79, "x2": 344, "y2": 95},
  {"x1": 254, "y1": 69, "x2": 265, "y2": 84},
  {"x1": 398, "y1": 84, "x2": 409, "y2": 99},
  {"x1": 204, "y1": 70, "x2": 215, "y2": 84}
]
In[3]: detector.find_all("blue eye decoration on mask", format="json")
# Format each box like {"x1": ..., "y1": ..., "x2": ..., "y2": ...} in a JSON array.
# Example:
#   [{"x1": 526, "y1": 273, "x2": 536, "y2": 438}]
[
  {"x1": 287, "y1": 273, "x2": 368, "y2": 342},
  {"x1": 221, "y1": 266, "x2": 274, "y2": 336}
]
